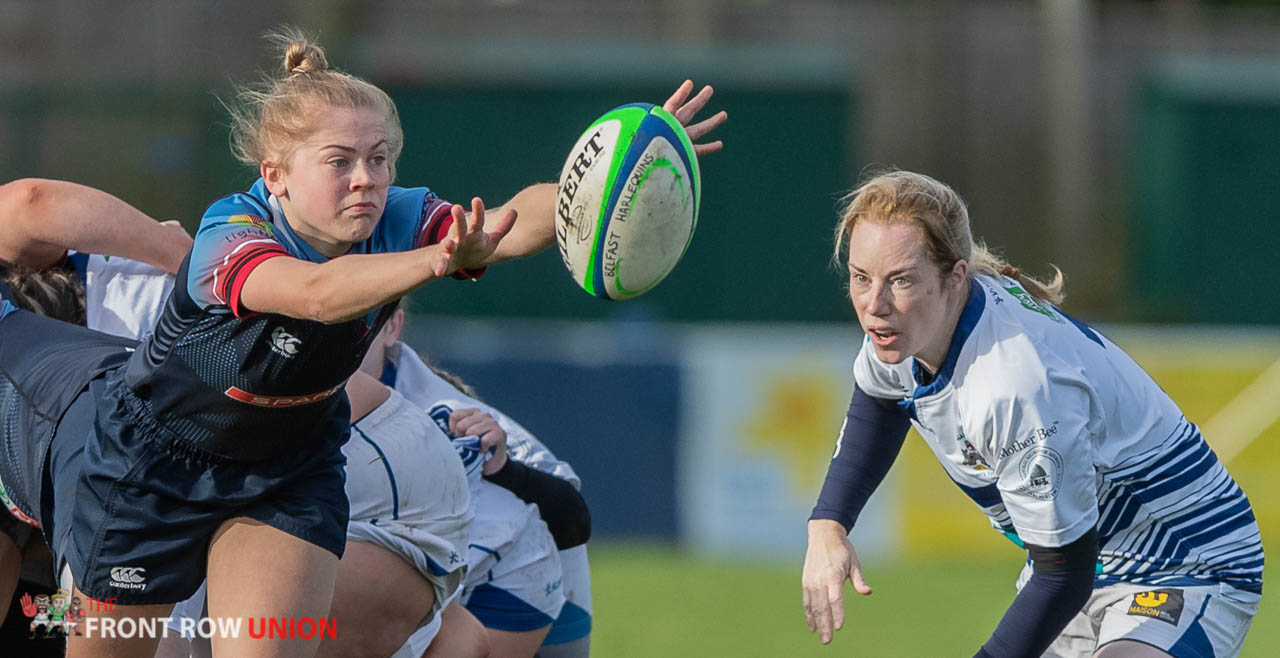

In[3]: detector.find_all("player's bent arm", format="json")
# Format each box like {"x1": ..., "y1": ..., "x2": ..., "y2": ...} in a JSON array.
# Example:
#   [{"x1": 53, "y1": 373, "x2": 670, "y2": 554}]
[
  {"x1": 484, "y1": 459, "x2": 591, "y2": 550},
  {"x1": 0, "y1": 179, "x2": 192, "y2": 272},
  {"x1": 481, "y1": 183, "x2": 558, "y2": 266},
  {"x1": 974, "y1": 528, "x2": 1098, "y2": 658},
  {"x1": 238, "y1": 246, "x2": 452, "y2": 324},
  {"x1": 809, "y1": 386, "x2": 911, "y2": 531}
]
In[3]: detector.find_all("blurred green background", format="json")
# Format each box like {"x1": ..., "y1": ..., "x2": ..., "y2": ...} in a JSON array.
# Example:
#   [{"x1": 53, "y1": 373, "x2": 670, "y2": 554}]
[{"x1": 1, "y1": 1, "x2": 1278, "y2": 654}]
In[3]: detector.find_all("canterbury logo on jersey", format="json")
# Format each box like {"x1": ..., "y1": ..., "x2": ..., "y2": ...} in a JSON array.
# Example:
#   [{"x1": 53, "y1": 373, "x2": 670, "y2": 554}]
[
  {"x1": 270, "y1": 327, "x2": 302, "y2": 357},
  {"x1": 109, "y1": 567, "x2": 147, "y2": 590},
  {"x1": 224, "y1": 383, "x2": 344, "y2": 408}
]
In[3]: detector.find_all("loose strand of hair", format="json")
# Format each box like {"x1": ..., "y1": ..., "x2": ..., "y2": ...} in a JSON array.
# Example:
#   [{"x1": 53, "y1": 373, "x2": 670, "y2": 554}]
[{"x1": 971, "y1": 243, "x2": 1065, "y2": 305}]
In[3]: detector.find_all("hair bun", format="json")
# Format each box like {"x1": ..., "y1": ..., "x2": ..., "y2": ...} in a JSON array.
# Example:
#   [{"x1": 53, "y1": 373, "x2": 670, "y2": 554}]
[{"x1": 284, "y1": 40, "x2": 328, "y2": 76}]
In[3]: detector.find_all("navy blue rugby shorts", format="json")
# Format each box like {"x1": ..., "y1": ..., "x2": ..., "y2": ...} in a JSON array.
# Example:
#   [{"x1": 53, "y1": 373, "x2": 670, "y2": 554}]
[
  {"x1": 3, "y1": 302, "x2": 351, "y2": 606},
  {"x1": 59, "y1": 368, "x2": 351, "y2": 605}
]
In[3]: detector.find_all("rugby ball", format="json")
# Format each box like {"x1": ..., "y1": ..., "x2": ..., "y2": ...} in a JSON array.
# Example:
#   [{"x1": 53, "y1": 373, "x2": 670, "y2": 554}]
[{"x1": 555, "y1": 103, "x2": 700, "y2": 300}]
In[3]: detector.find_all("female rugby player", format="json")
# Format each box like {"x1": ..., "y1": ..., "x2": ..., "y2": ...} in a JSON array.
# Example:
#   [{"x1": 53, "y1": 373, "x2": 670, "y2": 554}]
[
  {"x1": 801, "y1": 170, "x2": 1262, "y2": 658},
  {"x1": 0, "y1": 27, "x2": 724, "y2": 658},
  {"x1": 0, "y1": 181, "x2": 480, "y2": 658}
]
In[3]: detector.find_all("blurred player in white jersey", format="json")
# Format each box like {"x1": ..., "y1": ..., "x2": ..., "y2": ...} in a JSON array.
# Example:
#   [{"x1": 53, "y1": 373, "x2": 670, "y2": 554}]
[
  {"x1": 802, "y1": 170, "x2": 1263, "y2": 657},
  {"x1": 360, "y1": 309, "x2": 594, "y2": 658}
]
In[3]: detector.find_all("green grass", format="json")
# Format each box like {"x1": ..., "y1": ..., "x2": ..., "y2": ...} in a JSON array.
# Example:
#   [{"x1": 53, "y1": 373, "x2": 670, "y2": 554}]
[{"x1": 589, "y1": 543, "x2": 1275, "y2": 657}]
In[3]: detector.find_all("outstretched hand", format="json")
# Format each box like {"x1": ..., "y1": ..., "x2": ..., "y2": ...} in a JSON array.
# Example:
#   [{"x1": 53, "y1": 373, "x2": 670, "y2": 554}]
[
  {"x1": 20, "y1": 592, "x2": 36, "y2": 617},
  {"x1": 663, "y1": 80, "x2": 728, "y2": 157},
  {"x1": 432, "y1": 197, "x2": 518, "y2": 275},
  {"x1": 802, "y1": 519, "x2": 873, "y2": 645}
]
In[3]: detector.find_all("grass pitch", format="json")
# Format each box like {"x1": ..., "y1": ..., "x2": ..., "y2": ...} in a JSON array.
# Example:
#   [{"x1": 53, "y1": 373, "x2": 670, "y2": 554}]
[{"x1": 589, "y1": 543, "x2": 1275, "y2": 657}]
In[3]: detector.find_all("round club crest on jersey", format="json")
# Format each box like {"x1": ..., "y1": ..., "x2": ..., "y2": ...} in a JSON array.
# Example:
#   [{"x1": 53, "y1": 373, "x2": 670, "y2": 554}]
[
  {"x1": 1017, "y1": 446, "x2": 1064, "y2": 501},
  {"x1": 555, "y1": 103, "x2": 701, "y2": 301}
]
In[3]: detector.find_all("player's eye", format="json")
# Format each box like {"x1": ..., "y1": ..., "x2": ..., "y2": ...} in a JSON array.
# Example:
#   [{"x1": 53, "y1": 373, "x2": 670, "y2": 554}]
[
  {"x1": 370, "y1": 154, "x2": 387, "y2": 166},
  {"x1": 851, "y1": 273, "x2": 869, "y2": 285},
  {"x1": 892, "y1": 277, "x2": 911, "y2": 287},
  {"x1": 329, "y1": 158, "x2": 349, "y2": 168}
]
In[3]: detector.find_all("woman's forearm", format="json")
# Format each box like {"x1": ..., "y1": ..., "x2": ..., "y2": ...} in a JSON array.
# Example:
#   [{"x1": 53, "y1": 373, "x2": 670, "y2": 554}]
[
  {"x1": 0, "y1": 179, "x2": 192, "y2": 272},
  {"x1": 484, "y1": 183, "x2": 558, "y2": 265}
]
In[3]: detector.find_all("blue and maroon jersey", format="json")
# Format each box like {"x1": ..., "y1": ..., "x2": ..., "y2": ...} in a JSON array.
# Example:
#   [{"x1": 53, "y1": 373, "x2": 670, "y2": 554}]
[{"x1": 117, "y1": 179, "x2": 455, "y2": 460}]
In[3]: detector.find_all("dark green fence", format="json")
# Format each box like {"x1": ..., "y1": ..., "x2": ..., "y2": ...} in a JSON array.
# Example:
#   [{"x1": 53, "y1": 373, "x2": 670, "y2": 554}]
[
  {"x1": 1, "y1": 82, "x2": 855, "y2": 323},
  {"x1": 1132, "y1": 58, "x2": 1280, "y2": 324},
  {"x1": 389, "y1": 84, "x2": 854, "y2": 322}
]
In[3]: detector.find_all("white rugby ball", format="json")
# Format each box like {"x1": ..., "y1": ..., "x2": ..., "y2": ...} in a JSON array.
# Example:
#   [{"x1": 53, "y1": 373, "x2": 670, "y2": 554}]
[{"x1": 555, "y1": 103, "x2": 701, "y2": 300}]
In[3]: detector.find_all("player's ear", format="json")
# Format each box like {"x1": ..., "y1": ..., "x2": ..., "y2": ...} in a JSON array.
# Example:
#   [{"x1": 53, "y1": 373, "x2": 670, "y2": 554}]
[
  {"x1": 949, "y1": 258, "x2": 968, "y2": 289},
  {"x1": 387, "y1": 307, "x2": 406, "y2": 341},
  {"x1": 261, "y1": 161, "x2": 287, "y2": 197}
]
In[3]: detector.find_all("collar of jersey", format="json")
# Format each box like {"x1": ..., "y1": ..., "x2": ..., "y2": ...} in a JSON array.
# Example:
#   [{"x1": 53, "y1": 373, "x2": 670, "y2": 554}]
[
  {"x1": 908, "y1": 279, "x2": 986, "y2": 400},
  {"x1": 263, "y1": 193, "x2": 332, "y2": 264}
]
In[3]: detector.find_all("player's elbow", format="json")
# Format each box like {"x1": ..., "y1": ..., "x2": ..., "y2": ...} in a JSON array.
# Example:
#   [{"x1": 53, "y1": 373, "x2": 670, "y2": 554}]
[
  {"x1": 548, "y1": 494, "x2": 591, "y2": 550},
  {"x1": 0, "y1": 179, "x2": 68, "y2": 267},
  {"x1": 0, "y1": 179, "x2": 50, "y2": 213},
  {"x1": 0, "y1": 179, "x2": 50, "y2": 234}
]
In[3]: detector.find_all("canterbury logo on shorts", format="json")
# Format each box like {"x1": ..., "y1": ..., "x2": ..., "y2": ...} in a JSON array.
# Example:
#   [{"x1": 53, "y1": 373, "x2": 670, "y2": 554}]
[{"x1": 109, "y1": 567, "x2": 147, "y2": 590}]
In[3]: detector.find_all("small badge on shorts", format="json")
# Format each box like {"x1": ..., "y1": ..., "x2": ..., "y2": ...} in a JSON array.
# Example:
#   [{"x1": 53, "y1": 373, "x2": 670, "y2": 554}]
[{"x1": 1126, "y1": 589, "x2": 1184, "y2": 626}]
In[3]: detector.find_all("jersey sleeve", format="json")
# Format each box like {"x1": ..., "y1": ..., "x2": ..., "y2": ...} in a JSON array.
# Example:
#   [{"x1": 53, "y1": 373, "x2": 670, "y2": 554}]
[
  {"x1": 984, "y1": 369, "x2": 1100, "y2": 548},
  {"x1": 377, "y1": 186, "x2": 489, "y2": 280},
  {"x1": 186, "y1": 195, "x2": 290, "y2": 316},
  {"x1": 373, "y1": 186, "x2": 454, "y2": 252}
]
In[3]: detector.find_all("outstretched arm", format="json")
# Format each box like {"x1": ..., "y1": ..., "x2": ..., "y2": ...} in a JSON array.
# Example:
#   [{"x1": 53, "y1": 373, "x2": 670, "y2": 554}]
[
  {"x1": 238, "y1": 199, "x2": 509, "y2": 323},
  {"x1": 464, "y1": 80, "x2": 729, "y2": 268},
  {"x1": 803, "y1": 386, "x2": 911, "y2": 645},
  {"x1": 0, "y1": 179, "x2": 192, "y2": 272}
]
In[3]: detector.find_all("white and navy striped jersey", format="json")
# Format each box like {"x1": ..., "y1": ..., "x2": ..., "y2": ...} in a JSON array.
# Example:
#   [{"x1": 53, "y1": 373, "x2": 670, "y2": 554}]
[{"x1": 854, "y1": 274, "x2": 1263, "y2": 594}]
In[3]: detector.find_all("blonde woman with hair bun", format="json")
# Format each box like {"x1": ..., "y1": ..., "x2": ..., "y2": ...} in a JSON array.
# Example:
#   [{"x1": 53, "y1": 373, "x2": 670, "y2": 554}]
[
  {"x1": 803, "y1": 170, "x2": 1262, "y2": 657},
  {"x1": 0, "y1": 28, "x2": 725, "y2": 658}
]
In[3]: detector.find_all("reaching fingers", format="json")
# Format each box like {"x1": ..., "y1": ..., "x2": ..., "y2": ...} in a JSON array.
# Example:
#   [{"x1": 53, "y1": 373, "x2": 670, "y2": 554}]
[
  {"x1": 433, "y1": 239, "x2": 456, "y2": 277},
  {"x1": 662, "y1": 79, "x2": 695, "y2": 116},
  {"x1": 470, "y1": 197, "x2": 487, "y2": 235},
  {"x1": 671, "y1": 83, "x2": 715, "y2": 125},
  {"x1": 450, "y1": 204, "x2": 470, "y2": 245},
  {"x1": 490, "y1": 208, "x2": 518, "y2": 243},
  {"x1": 693, "y1": 141, "x2": 724, "y2": 157},
  {"x1": 685, "y1": 110, "x2": 728, "y2": 143}
]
